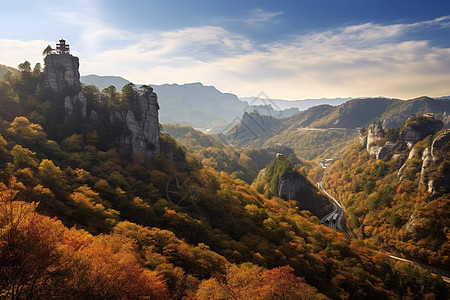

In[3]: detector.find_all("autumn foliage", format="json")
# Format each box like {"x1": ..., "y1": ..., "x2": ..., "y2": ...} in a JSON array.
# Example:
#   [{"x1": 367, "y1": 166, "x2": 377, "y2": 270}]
[{"x1": 0, "y1": 63, "x2": 447, "y2": 299}]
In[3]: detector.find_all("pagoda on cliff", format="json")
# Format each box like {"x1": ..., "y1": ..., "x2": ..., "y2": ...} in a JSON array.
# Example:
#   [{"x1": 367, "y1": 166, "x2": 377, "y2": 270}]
[{"x1": 56, "y1": 39, "x2": 70, "y2": 54}]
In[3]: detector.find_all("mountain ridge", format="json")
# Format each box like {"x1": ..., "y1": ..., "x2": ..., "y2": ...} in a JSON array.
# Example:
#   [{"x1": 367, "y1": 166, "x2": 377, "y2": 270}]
[
  {"x1": 80, "y1": 75, "x2": 299, "y2": 129},
  {"x1": 224, "y1": 97, "x2": 450, "y2": 160}
]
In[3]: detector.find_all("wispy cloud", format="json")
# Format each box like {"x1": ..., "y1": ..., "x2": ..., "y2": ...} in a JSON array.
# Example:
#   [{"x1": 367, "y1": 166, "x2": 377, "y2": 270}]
[
  {"x1": 246, "y1": 8, "x2": 284, "y2": 25},
  {"x1": 2, "y1": 15, "x2": 449, "y2": 99}
]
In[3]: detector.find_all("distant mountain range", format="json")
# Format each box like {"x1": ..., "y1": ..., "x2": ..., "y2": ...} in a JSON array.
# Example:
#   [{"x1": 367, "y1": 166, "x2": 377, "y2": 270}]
[
  {"x1": 63, "y1": 74, "x2": 450, "y2": 132},
  {"x1": 240, "y1": 96, "x2": 352, "y2": 112},
  {"x1": 80, "y1": 74, "x2": 130, "y2": 91},
  {"x1": 224, "y1": 96, "x2": 450, "y2": 160},
  {"x1": 80, "y1": 75, "x2": 301, "y2": 129}
]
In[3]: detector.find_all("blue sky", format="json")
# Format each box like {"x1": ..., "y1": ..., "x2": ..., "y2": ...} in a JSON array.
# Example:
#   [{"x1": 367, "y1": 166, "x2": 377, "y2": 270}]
[{"x1": 1, "y1": 0, "x2": 450, "y2": 99}]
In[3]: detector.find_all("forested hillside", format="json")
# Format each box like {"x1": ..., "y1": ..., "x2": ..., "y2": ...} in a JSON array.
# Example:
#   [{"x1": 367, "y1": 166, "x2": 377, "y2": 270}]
[
  {"x1": 0, "y1": 61, "x2": 448, "y2": 299},
  {"x1": 163, "y1": 123, "x2": 303, "y2": 184},
  {"x1": 226, "y1": 97, "x2": 450, "y2": 160},
  {"x1": 324, "y1": 118, "x2": 450, "y2": 269}
]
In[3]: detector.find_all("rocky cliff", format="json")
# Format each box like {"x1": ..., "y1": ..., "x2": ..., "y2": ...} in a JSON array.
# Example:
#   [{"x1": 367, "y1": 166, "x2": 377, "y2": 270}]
[
  {"x1": 112, "y1": 89, "x2": 160, "y2": 157},
  {"x1": 403, "y1": 129, "x2": 450, "y2": 241},
  {"x1": 399, "y1": 114, "x2": 443, "y2": 147},
  {"x1": 44, "y1": 53, "x2": 82, "y2": 95},
  {"x1": 43, "y1": 51, "x2": 160, "y2": 158},
  {"x1": 366, "y1": 114, "x2": 443, "y2": 160},
  {"x1": 366, "y1": 122, "x2": 385, "y2": 150},
  {"x1": 398, "y1": 129, "x2": 449, "y2": 194},
  {"x1": 278, "y1": 171, "x2": 332, "y2": 218},
  {"x1": 428, "y1": 130, "x2": 450, "y2": 196}
]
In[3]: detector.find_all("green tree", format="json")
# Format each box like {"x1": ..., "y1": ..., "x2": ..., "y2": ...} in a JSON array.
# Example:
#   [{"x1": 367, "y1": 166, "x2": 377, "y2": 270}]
[
  {"x1": 11, "y1": 145, "x2": 39, "y2": 169},
  {"x1": 43, "y1": 45, "x2": 53, "y2": 56},
  {"x1": 121, "y1": 83, "x2": 138, "y2": 109},
  {"x1": 7, "y1": 116, "x2": 47, "y2": 148},
  {"x1": 38, "y1": 159, "x2": 67, "y2": 189},
  {"x1": 18, "y1": 61, "x2": 31, "y2": 73},
  {"x1": 102, "y1": 85, "x2": 119, "y2": 107}
]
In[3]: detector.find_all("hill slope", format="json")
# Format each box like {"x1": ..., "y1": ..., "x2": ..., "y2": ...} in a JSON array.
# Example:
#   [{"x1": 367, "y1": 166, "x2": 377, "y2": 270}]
[
  {"x1": 0, "y1": 64, "x2": 18, "y2": 79},
  {"x1": 324, "y1": 116, "x2": 449, "y2": 269},
  {"x1": 1, "y1": 63, "x2": 448, "y2": 299},
  {"x1": 225, "y1": 97, "x2": 450, "y2": 160}
]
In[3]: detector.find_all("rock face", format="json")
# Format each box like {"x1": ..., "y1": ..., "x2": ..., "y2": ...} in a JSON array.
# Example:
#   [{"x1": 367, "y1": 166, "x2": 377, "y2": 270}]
[
  {"x1": 419, "y1": 147, "x2": 432, "y2": 187},
  {"x1": 366, "y1": 122, "x2": 385, "y2": 151},
  {"x1": 64, "y1": 92, "x2": 87, "y2": 121},
  {"x1": 399, "y1": 114, "x2": 443, "y2": 147},
  {"x1": 359, "y1": 131, "x2": 367, "y2": 148},
  {"x1": 278, "y1": 171, "x2": 332, "y2": 218},
  {"x1": 112, "y1": 90, "x2": 160, "y2": 157},
  {"x1": 431, "y1": 129, "x2": 450, "y2": 160},
  {"x1": 43, "y1": 50, "x2": 160, "y2": 159},
  {"x1": 376, "y1": 141, "x2": 404, "y2": 160},
  {"x1": 427, "y1": 130, "x2": 450, "y2": 196},
  {"x1": 43, "y1": 53, "x2": 82, "y2": 95},
  {"x1": 405, "y1": 130, "x2": 450, "y2": 240},
  {"x1": 398, "y1": 129, "x2": 450, "y2": 195}
]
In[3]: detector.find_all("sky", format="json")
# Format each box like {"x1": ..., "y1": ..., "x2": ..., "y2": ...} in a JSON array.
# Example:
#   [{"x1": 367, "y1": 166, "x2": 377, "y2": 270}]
[{"x1": 1, "y1": 0, "x2": 450, "y2": 100}]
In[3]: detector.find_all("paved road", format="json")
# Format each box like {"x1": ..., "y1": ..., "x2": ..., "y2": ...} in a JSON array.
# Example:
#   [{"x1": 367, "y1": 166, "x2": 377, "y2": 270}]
[{"x1": 317, "y1": 158, "x2": 449, "y2": 284}]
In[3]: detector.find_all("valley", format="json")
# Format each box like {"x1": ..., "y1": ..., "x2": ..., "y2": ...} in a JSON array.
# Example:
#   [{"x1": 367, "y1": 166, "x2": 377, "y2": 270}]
[{"x1": 0, "y1": 40, "x2": 449, "y2": 299}]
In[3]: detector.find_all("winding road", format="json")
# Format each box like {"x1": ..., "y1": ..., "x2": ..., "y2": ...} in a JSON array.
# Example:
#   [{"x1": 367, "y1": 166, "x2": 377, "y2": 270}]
[{"x1": 317, "y1": 158, "x2": 450, "y2": 284}]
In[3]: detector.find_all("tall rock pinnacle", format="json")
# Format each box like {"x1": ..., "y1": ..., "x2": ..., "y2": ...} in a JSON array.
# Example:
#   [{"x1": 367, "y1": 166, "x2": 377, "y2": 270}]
[
  {"x1": 43, "y1": 39, "x2": 81, "y2": 95},
  {"x1": 42, "y1": 39, "x2": 160, "y2": 158}
]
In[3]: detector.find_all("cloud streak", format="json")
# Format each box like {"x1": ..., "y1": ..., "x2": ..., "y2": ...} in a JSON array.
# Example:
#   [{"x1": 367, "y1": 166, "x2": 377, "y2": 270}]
[{"x1": 246, "y1": 8, "x2": 284, "y2": 25}]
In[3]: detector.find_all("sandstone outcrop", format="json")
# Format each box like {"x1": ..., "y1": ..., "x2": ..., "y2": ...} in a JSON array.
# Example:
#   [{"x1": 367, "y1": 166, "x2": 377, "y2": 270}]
[
  {"x1": 64, "y1": 92, "x2": 87, "y2": 121},
  {"x1": 398, "y1": 129, "x2": 450, "y2": 196},
  {"x1": 431, "y1": 129, "x2": 450, "y2": 160},
  {"x1": 112, "y1": 89, "x2": 160, "y2": 157},
  {"x1": 43, "y1": 45, "x2": 160, "y2": 159},
  {"x1": 399, "y1": 114, "x2": 443, "y2": 147},
  {"x1": 366, "y1": 122, "x2": 385, "y2": 151},
  {"x1": 43, "y1": 53, "x2": 82, "y2": 95}
]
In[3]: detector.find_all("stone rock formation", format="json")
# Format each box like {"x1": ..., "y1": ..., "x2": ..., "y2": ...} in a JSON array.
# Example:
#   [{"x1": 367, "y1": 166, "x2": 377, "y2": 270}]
[
  {"x1": 398, "y1": 129, "x2": 449, "y2": 196},
  {"x1": 405, "y1": 130, "x2": 450, "y2": 240},
  {"x1": 359, "y1": 131, "x2": 367, "y2": 148},
  {"x1": 431, "y1": 129, "x2": 450, "y2": 160},
  {"x1": 366, "y1": 122, "x2": 385, "y2": 151},
  {"x1": 376, "y1": 141, "x2": 404, "y2": 160},
  {"x1": 399, "y1": 113, "x2": 443, "y2": 147},
  {"x1": 64, "y1": 92, "x2": 87, "y2": 121},
  {"x1": 112, "y1": 89, "x2": 160, "y2": 157},
  {"x1": 43, "y1": 52, "x2": 87, "y2": 121},
  {"x1": 278, "y1": 171, "x2": 332, "y2": 218},
  {"x1": 419, "y1": 147, "x2": 432, "y2": 187},
  {"x1": 43, "y1": 42, "x2": 160, "y2": 159},
  {"x1": 43, "y1": 53, "x2": 82, "y2": 95},
  {"x1": 427, "y1": 130, "x2": 450, "y2": 196}
]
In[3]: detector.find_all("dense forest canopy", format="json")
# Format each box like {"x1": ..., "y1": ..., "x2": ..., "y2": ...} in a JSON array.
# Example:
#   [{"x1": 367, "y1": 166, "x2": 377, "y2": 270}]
[{"x1": 0, "y1": 61, "x2": 448, "y2": 299}]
